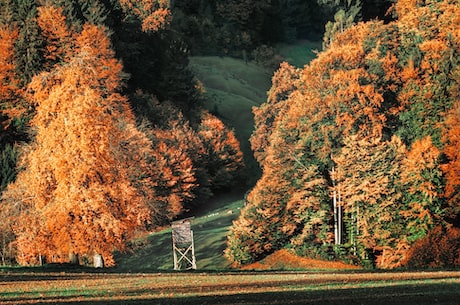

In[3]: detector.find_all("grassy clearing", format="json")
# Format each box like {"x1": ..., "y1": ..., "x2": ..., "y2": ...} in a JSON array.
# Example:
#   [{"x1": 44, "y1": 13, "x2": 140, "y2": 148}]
[
  {"x1": 1, "y1": 270, "x2": 460, "y2": 304},
  {"x1": 114, "y1": 193, "x2": 244, "y2": 272},
  {"x1": 276, "y1": 39, "x2": 322, "y2": 68}
]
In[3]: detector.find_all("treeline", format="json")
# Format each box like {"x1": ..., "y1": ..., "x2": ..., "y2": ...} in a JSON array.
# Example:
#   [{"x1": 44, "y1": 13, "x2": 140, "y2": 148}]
[
  {"x1": 171, "y1": 0, "x2": 393, "y2": 59},
  {"x1": 0, "y1": 1, "x2": 244, "y2": 266},
  {"x1": 226, "y1": 0, "x2": 460, "y2": 269}
]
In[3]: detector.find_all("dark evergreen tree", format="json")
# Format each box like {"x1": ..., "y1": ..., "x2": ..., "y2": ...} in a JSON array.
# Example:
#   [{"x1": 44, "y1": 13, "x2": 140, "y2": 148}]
[
  {"x1": 14, "y1": 0, "x2": 44, "y2": 85},
  {"x1": 0, "y1": 144, "x2": 19, "y2": 193}
]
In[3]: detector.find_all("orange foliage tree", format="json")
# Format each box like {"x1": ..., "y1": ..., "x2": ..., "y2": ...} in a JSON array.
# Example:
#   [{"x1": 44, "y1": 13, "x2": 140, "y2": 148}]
[
  {"x1": 0, "y1": 26, "x2": 19, "y2": 106},
  {"x1": 197, "y1": 112, "x2": 244, "y2": 192},
  {"x1": 36, "y1": 5, "x2": 73, "y2": 69},
  {"x1": 333, "y1": 135, "x2": 407, "y2": 268},
  {"x1": 251, "y1": 62, "x2": 301, "y2": 165},
  {"x1": 441, "y1": 100, "x2": 460, "y2": 220},
  {"x1": 400, "y1": 136, "x2": 444, "y2": 241},
  {"x1": 228, "y1": 0, "x2": 460, "y2": 268},
  {"x1": 140, "y1": 110, "x2": 199, "y2": 222},
  {"x1": 1, "y1": 24, "x2": 153, "y2": 266},
  {"x1": 119, "y1": 0, "x2": 171, "y2": 32}
]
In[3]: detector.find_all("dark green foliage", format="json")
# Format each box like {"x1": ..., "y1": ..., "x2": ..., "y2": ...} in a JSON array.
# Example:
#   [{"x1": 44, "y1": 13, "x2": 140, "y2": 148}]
[
  {"x1": 276, "y1": 0, "x2": 325, "y2": 43},
  {"x1": 0, "y1": 144, "x2": 19, "y2": 192},
  {"x1": 171, "y1": 0, "x2": 328, "y2": 56},
  {"x1": 0, "y1": 0, "x2": 17, "y2": 26},
  {"x1": 14, "y1": 0, "x2": 44, "y2": 85}
]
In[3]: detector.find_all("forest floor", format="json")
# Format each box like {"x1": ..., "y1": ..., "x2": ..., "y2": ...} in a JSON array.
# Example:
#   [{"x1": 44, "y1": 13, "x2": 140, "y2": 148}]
[{"x1": 1, "y1": 269, "x2": 460, "y2": 304}]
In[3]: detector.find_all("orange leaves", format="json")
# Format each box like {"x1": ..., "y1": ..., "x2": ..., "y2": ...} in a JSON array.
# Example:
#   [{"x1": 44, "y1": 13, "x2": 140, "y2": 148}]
[
  {"x1": 401, "y1": 60, "x2": 419, "y2": 81},
  {"x1": 2, "y1": 25, "x2": 153, "y2": 266},
  {"x1": 144, "y1": 126, "x2": 197, "y2": 220},
  {"x1": 251, "y1": 62, "x2": 301, "y2": 165},
  {"x1": 37, "y1": 6, "x2": 73, "y2": 67},
  {"x1": 75, "y1": 24, "x2": 125, "y2": 93},
  {"x1": 401, "y1": 136, "x2": 441, "y2": 199},
  {"x1": 198, "y1": 112, "x2": 244, "y2": 187},
  {"x1": 229, "y1": 0, "x2": 459, "y2": 269},
  {"x1": 119, "y1": 0, "x2": 171, "y2": 32},
  {"x1": 441, "y1": 101, "x2": 460, "y2": 208},
  {"x1": 0, "y1": 26, "x2": 22, "y2": 118},
  {"x1": 141, "y1": 7, "x2": 170, "y2": 32}
]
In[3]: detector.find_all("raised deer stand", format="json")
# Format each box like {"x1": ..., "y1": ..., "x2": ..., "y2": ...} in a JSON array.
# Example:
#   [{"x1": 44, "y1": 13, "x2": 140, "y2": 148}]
[{"x1": 172, "y1": 218, "x2": 196, "y2": 270}]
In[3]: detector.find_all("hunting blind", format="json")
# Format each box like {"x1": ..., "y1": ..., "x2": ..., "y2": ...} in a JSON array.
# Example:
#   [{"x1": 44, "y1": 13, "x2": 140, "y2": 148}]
[{"x1": 171, "y1": 218, "x2": 196, "y2": 270}]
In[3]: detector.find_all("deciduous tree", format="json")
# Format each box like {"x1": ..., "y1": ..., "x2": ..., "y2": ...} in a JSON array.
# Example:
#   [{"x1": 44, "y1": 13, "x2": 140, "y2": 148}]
[
  {"x1": 2, "y1": 24, "x2": 152, "y2": 266},
  {"x1": 198, "y1": 112, "x2": 244, "y2": 192}
]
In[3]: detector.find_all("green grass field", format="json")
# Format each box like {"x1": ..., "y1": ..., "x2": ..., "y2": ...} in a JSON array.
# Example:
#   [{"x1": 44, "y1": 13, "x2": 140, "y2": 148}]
[
  {"x1": 1, "y1": 269, "x2": 460, "y2": 304},
  {"x1": 189, "y1": 56, "x2": 272, "y2": 185},
  {"x1": 276, "y1": 39, "x2": 322, "y2": 68}
]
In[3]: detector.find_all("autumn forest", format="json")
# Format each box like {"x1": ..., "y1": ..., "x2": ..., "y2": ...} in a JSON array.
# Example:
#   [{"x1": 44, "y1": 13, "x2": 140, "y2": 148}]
[{"x1": 1, "y1": 0, "x2": 459, "y2": 270}]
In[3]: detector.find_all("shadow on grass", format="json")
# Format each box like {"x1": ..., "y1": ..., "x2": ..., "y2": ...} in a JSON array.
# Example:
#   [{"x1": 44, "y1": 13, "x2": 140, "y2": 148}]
[{"x1": 8, "y1": 282, "x2": 459, "y2": 305}]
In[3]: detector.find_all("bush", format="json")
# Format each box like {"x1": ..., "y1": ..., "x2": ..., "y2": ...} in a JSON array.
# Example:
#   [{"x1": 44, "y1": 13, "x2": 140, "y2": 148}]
[
  {"x1": 403, "y1": 226, "x2": 460, "y2": 268},
  {"x1": 252, "y1": 45, "x2": 284, "y2": 69}
]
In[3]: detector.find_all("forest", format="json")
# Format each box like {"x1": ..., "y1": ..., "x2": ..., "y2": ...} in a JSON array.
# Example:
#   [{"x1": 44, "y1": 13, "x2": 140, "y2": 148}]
[{"x1": 0, "y1": 0, "x2": 459, "y2": 270}]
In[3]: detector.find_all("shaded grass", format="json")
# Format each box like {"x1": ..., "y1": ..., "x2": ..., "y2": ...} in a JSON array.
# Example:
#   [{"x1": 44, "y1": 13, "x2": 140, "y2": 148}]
[{"x1": 276, "y1": 39, "x2": 322, "y2": 68}]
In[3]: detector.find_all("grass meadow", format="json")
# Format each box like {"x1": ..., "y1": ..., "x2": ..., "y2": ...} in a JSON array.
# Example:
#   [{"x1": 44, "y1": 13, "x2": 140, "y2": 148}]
[{"x1": 1, "y1": 269, "x2": 460, "y2": 304}]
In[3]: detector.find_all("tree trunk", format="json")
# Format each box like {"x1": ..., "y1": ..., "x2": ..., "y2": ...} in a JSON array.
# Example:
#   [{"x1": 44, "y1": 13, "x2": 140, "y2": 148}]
[
  {"x1": 69, "y1": 252, "x2": 79, "y2": 265},
  {"x1": 93, "y1": 254, "x2": 104, "y2": 268}
]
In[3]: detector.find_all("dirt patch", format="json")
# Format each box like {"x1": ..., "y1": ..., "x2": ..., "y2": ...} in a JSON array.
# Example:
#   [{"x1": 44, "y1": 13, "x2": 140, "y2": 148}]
[{"x1": 241, "y1": 249, "x2": 361, "y2": 270}]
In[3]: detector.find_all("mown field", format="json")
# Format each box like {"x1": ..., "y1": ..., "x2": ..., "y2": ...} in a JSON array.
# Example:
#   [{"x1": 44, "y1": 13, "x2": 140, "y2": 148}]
[{"x1": 1, "y1": 269, "x2": 460, "y2": 305}]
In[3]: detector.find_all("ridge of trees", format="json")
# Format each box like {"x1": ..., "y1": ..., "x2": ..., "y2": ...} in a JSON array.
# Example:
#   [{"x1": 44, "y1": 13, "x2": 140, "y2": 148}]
[{"x1": 226, "y1": 0, "x2": 460, "y2": 269}]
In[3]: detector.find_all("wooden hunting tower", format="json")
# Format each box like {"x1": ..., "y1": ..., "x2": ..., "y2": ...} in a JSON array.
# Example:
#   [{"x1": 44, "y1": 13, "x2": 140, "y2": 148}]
[{"x1": 171, "y1": 217, "x2": 196, "y2": 270}]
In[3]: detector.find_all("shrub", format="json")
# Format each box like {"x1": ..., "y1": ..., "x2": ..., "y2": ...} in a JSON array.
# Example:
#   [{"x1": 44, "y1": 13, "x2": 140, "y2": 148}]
[
  {"x1": 252, "y1": 45, "x2": 283, "y2": 69},
  {"x1": 403, "y1": 226, "x2": 460, "y2": 268}
]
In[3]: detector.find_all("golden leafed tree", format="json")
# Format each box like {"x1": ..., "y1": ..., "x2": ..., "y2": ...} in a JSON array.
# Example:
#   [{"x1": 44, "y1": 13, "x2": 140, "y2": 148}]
[
  {"x1": 119, "y1": 0, "x2": 171, "y2": 32},
  {"x1": 198, "y1": 112, "x2": 244, "y2": 191},
  {"x1": 36, "y1": 5, "x2": 73, "y2": 69},
  {"x1": 0, "y1": 26, "x2": 19, "y2": 104},
  {"x1": 1, "y1": 24, "x2": 152, "y2": 266}
]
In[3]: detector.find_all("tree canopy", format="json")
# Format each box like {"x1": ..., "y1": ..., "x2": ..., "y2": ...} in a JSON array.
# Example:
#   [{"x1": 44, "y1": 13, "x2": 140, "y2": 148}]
[{"x1": 227, "y1": 0, "x2": 460, "y2": 269}]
